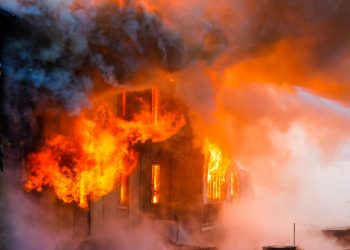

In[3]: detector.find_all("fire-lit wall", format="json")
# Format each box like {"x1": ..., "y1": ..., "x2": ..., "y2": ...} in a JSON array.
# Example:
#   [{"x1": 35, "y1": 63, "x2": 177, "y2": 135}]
[
  {"x1": 0, "y1": 85, "x2": 242, "y2": 242},
  {"x1": 50, "y1": 88, "x2": 215, "y2": 237},
  {"x1": 30, "y1": 89, "x2": 207, "y2": 239},
  {"x1": 137, "y1": 135, "x2": 205, "y2": 226}
]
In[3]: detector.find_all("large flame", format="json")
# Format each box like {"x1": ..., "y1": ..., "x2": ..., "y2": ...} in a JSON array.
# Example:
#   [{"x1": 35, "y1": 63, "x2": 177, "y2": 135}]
[{"x1": 24, "y1": 94, "x2": 185, "y2": 208}]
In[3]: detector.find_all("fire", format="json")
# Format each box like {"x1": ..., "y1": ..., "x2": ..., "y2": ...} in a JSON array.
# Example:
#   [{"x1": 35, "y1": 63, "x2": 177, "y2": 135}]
[
  {"x1": 24, "y1": 94, "x2": 185, "y2": 208},
  {"x1": 204, "y1": 139, "x2": 231, "y2": 201},
  {"x1": 151, "y1": 163, "x2": 160, "y2": 204}
]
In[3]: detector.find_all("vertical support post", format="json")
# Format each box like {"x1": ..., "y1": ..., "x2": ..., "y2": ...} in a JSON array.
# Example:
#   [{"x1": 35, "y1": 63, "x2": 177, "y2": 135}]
[
  {"x1": 102, "y1": 196, "x2": 105, "y2": 231},
  {"x1": 152, "y1": 88, "x2": 160, "y2": 126},
  {"x1": 73, "y1": 203, "x2": 76, "y2": 236},
  {"x1": 88, "y1": 196, "x2": 91, "y2": 236},
  {"x1": 138, "y1": 156, "x2": 142, "y2": 223},
  {"x1": 121, "y1": 89, "x2": 126, "y2": 118},
  {"x1": 293, "y1": 222, "x2": 296, "y2": 247}
]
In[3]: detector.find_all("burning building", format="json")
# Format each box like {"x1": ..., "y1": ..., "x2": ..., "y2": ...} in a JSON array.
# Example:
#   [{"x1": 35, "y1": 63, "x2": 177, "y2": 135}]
[
  {"x1": 23, "y1": 88, "x2": 246, "y2": 242},
  {"x1": 4, "y1": 1, "x2": 350, "y2": 250},
  {"x1": 0, "y1": 3, "x2": 251, "y2": 249}
]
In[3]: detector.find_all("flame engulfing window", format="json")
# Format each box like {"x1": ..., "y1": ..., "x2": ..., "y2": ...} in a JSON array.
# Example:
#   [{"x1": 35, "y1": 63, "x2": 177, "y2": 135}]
[
  {"x1": 151, "y1": 164, "x2": 160, "y2": 204},
  {"x1": 204, "y1": 139, "x2": 229, "y2": 202},
  {"x1": 120, "y1": 174, "x2": 129, "y2": 206}
]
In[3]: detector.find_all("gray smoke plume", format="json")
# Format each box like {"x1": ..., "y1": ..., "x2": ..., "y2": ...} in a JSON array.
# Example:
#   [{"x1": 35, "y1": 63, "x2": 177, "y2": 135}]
[{"x1": 2, "y1": 2, "x2": 185, "y2": 109}]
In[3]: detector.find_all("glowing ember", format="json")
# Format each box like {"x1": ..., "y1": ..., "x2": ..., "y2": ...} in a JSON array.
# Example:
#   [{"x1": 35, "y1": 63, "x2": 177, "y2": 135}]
[
  {"x1": 204, "y1": 139, "x2": 230, "y2": 201},
  {"x1": 24, "y1": 97, "x2": 185, "y2": 208}
]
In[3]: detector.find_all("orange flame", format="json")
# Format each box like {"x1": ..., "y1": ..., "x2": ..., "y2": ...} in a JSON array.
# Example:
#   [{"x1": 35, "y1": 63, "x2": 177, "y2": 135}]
[
  {"x1": 24, "y1": 96, "x2": 185, "y2": 208},
  {"x1": 151, "y1": 163, "x2": 160, "y2": 204},
  {"x1": 204, "y1": 139, "x2": 230, "y2": 201}
]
